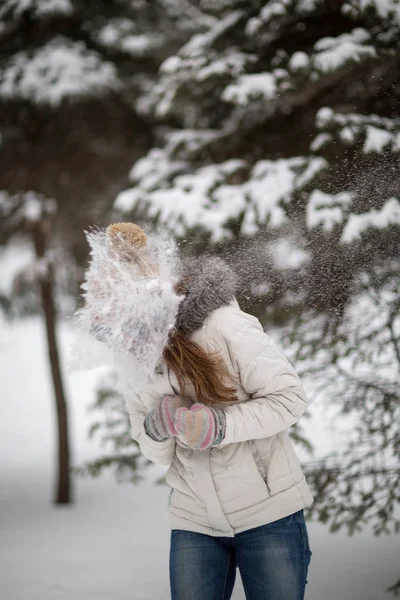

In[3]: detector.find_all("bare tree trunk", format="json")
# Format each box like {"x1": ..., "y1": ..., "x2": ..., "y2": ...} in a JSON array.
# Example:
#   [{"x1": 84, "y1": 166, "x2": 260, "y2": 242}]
[{"x1": 32, "y1": 218, "x2": 72, "y2": 505}]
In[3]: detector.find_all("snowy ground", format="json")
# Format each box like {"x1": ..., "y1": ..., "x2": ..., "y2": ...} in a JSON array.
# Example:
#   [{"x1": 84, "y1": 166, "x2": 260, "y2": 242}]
[{"x1": 1, "y1": 317, "x2": 398, "y2": 600}]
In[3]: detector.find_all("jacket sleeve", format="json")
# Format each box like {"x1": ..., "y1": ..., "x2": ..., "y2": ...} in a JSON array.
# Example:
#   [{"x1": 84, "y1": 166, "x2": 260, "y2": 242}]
[
  {"x1": 216, "y1": 315, "x2": 309, "y2": 446},
  {"x1": 121, "y1": 383, "x2": 176, "y2": 466}
]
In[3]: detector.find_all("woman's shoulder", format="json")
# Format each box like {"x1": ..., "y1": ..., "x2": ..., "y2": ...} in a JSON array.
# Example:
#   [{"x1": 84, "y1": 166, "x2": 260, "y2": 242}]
[{"x1": 203, "y1": 298, "x2": 264, "y2": 340}]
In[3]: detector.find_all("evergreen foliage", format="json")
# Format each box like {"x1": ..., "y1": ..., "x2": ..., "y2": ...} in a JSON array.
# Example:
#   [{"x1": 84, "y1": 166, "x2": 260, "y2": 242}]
[
  {"x1": 0, "y1": 0, "x2": 209, "y2": 260},
  {"x1": 1, "y1": 3, "x2": 399, "y2": 591},
  {"x1": 113, "y1": 0, "x2": 400, "y2": 556}
]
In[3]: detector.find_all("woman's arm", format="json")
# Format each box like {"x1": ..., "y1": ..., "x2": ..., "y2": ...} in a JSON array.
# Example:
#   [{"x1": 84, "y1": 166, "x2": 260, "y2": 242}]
[
  {"x1": 122, "y1": 385, "x2": 176, "y2": 466},
  {"x1": 215, "y1": 314, "x2": 309, "y2": 446}
]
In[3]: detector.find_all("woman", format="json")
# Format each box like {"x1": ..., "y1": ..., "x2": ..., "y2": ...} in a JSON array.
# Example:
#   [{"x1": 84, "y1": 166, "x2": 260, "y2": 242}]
[{"x1": 122, "y1": 248, "x2": 314, "y2": 600}]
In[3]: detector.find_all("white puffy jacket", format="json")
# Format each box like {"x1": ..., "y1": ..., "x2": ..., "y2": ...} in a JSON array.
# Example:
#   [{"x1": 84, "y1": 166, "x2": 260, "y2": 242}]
[{"x1": 123, "y1": 298, "x2": 314, "y2": 537}]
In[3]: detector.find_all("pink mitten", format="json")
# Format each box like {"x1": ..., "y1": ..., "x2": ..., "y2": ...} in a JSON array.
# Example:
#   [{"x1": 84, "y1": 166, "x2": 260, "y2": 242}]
[
  {"x1": 175, "y1": 403, "x2": 226, "y2": 450},
  {"x1": 144, "y1": 395, "x2": 182, "y2": 442}
]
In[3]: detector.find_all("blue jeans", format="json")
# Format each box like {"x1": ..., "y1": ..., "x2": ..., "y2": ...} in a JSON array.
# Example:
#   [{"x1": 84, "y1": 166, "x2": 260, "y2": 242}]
[{"x1": 169, "y1": 509, "x2": 312, "y2": 600}]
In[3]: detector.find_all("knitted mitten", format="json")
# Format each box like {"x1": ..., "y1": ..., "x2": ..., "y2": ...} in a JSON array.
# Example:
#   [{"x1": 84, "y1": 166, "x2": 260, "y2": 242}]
[
  {"x1": 144, "y1": 395, "x2": 183, "y2": 442},
  {"x1": 175, "y1": 403, "x2": 226, "y2": 450}
]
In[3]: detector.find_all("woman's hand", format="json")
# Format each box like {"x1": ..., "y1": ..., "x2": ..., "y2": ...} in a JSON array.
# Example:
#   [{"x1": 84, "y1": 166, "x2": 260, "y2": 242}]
[
  {"x1": 144, "y1": 395, "x2": 183, "y2": 442},
  {"x1": 175, "y1": 403, "x2": 226, "y2": 450}
]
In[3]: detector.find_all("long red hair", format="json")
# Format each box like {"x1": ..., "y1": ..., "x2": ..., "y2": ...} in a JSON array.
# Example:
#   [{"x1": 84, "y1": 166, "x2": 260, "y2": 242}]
[{"x1": 163, "y1": 330, "x2": 237, "y2": 405}]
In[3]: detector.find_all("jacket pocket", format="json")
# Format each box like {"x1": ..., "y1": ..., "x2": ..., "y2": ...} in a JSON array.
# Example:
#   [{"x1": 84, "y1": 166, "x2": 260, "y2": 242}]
[{"x1": 249, "y1": 440, "x2": 272, "y2": 495}]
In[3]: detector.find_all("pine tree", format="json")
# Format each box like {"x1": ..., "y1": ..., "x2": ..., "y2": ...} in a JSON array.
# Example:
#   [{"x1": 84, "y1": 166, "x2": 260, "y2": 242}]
[
  {"x1": 0, "y1": 0, "x2": 212, "y2": 501},
  {"x1": 0, "y1": 0, "x2": 212, "y2": 251},
  {"x1": 1, "y1": 191, "x2": 72, "y2": 503},
  {"x1": 2, "y1": 3, "x2": 398, "y2": 593},
  {"x1": 112, "y1": 3, "x2": 400, "y2": 593}
]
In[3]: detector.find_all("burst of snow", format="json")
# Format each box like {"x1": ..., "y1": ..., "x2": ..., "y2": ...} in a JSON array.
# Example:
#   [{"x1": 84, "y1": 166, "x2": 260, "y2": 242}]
[
  {"x1": 70, "y1": 229, "x2": 182, "y2": 390},
  {"x1": 146, "y1": 279, "x2": 160, "y2": 291}
]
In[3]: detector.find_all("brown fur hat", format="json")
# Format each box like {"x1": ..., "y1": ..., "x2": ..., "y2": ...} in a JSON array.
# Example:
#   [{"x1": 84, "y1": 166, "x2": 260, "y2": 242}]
[{"x1": 106, "y1": 222, "x2": 157, "y2": 276}]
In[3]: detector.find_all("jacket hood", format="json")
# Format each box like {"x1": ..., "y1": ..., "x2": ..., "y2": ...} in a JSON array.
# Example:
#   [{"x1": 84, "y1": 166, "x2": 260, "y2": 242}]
[{"x1": 175, "y1": 256, "x2": 239, "y2": 335}]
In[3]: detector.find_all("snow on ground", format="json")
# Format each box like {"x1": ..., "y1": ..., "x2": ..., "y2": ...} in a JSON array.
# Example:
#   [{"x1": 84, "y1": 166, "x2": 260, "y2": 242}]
[{"x1": 0, "y1": 317, "x2": 398, "y2": 599}]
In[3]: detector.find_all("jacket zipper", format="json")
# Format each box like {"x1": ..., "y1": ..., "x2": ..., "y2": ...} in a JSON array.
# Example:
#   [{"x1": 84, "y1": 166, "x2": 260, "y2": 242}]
[{"x1": 251, "y1": 441, "x2": 271, "y2": 495}]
